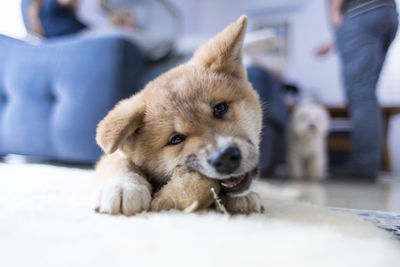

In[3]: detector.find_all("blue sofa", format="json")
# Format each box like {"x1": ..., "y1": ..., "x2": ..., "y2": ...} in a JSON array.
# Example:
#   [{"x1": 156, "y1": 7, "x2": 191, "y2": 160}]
[{"x1": 0, "y1": 1, "x2": 147, "y2": 164}]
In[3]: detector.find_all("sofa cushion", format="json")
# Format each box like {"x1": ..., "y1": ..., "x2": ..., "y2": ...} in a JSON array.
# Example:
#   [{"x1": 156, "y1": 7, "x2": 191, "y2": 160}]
[{"x1": 0, "y1": 34, "x2": 146, "y2": 163}]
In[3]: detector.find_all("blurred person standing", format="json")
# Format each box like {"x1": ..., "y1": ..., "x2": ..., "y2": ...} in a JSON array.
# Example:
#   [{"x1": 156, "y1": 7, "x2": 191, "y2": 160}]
[{"x1": 318, "y1": 0, "x2": 398, "y2": 179}]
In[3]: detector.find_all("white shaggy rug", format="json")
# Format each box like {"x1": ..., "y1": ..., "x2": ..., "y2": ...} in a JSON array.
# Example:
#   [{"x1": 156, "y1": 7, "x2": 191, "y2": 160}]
[{"x1": 0, "y1": 162, "x2": 399, "y2": 267}]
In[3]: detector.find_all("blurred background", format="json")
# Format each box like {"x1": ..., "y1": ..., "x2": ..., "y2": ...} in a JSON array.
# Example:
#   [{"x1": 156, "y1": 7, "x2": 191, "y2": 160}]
[{"x1": 0, "y1": 0, "x2": 400, "y2": 212}]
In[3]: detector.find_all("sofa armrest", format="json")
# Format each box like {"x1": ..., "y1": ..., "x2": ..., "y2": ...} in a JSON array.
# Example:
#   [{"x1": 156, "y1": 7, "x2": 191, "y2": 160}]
[{"x1": 0, "y1": 34, "x2": 147, "y2": 163}]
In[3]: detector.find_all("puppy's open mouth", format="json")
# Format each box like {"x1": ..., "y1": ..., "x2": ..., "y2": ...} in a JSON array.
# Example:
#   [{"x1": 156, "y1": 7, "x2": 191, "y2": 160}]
[{"x1": 219, "y1": 168, "x2": 257, "y2": 194}]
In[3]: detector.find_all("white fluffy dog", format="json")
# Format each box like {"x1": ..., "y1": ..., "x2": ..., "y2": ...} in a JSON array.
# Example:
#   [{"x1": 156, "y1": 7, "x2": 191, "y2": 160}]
[{"x1": 287, "y1": 99, "x2": 330, "y2": 180}]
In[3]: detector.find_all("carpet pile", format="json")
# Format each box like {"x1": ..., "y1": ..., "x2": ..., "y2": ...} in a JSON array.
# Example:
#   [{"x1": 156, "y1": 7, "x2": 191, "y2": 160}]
[{"x1": 0, "y1": 163, "x2": 399, "y2": 267}]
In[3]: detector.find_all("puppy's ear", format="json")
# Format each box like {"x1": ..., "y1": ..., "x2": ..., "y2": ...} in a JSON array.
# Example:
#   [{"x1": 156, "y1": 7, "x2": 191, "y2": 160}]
[
  {"x1": 191, "y1": 15, "x2": 247, "y2": 78},
  {"x1": 96, "y1": 95, "x2": 145, "y2": 154}
]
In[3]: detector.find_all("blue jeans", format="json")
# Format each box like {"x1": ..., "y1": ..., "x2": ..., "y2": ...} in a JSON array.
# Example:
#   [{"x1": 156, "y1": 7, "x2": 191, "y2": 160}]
[
  {"x1": 247, "y1": 67, "x2": 288, "y2": 175},
  {"x1": 335, "y1": 6, "x2": 398, "y2": 177}
]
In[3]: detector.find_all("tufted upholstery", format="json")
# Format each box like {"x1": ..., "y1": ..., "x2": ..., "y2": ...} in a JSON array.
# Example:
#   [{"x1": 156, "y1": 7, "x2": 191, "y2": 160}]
[{"x1": 0, "y1": 34, "x2": 146, "y2": 163}]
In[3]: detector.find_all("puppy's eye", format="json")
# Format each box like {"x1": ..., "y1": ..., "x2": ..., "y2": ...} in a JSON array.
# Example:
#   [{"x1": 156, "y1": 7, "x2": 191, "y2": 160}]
[
  {"x1": 168, "y1": 134, "x2": 186, "y2": 145},
  {"x1": 213, "y1": 102, "x2": 229, "y2": 118}
]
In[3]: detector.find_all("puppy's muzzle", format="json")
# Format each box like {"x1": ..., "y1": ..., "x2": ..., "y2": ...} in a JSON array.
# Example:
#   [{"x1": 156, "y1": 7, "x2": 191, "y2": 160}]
[{"x1": 207, "y1": 146, "x2": 242, "y2": 174}]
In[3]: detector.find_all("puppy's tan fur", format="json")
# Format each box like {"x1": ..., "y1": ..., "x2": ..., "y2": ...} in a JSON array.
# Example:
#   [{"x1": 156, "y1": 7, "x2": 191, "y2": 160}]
[{"x1": 92, "y1": 16, "x2": 263, "y2": 215}]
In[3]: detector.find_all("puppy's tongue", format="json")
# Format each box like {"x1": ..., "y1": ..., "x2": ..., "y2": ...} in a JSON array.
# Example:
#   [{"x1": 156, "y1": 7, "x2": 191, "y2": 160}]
[{"x1": 221, "y1": 175, "x2": 245, "y2": 188}]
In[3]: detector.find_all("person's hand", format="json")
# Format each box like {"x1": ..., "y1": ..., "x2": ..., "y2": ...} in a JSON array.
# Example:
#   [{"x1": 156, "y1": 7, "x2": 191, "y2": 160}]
[
  {"x1": 28, "y1": 0, "x2": 45, "y2": 37},
  {"x1": 315, "y1": 42, "x2": 335, "y2": 57},
  {"x1": 110, "y1": 11, "x2": 138, "y2": 30},
  {"x1": 31, "y1": 21, "x2": 45, "y2": 37},
  {"x1": 58, "y1": 0, "x2": 78, "y2": 9},
  {"x1": 331, "y1": 11, "x2": 343, "y2": 28}
]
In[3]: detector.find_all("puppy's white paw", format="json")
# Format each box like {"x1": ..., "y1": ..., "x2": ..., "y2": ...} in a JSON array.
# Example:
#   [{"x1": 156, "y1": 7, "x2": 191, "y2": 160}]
[{"x1": 92, "y1": 176, "x2": 151, "y2": 216}]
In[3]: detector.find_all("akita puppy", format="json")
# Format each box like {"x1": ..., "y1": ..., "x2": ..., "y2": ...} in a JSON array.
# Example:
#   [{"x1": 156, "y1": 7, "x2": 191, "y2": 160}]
[{"x1": 92, "y1": 16, "x2": 263, "y2": 215}]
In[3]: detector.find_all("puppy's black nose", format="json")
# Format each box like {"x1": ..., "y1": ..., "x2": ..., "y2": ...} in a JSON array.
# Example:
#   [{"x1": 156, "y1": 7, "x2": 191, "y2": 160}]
[
  {"x1": 308, "y1": 123, "x2": 316, "y2": 130},
  {"x1": 208, "y1": 146, "x2": 242, "y2": 174}
]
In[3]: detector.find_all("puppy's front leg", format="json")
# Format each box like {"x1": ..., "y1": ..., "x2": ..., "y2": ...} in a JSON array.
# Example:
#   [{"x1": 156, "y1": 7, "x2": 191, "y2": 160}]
[
  {"x1": 222, "y1": 192, "x2": 264, "y2": 215},
  {"x1": 92, "y1": 154, "x2": 152, "y2": 216}
]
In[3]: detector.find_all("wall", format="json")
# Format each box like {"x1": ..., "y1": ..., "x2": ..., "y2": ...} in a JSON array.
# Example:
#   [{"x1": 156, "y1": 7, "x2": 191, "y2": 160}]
[{"x1": 0, "y1": 0, "x2": 26, "y2": 38}]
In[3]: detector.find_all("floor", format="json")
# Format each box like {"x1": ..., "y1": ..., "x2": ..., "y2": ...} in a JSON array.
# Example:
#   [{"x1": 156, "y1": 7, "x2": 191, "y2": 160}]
[{"x1": 263, "y1": 175, "x2": 400, "y2": 213}]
